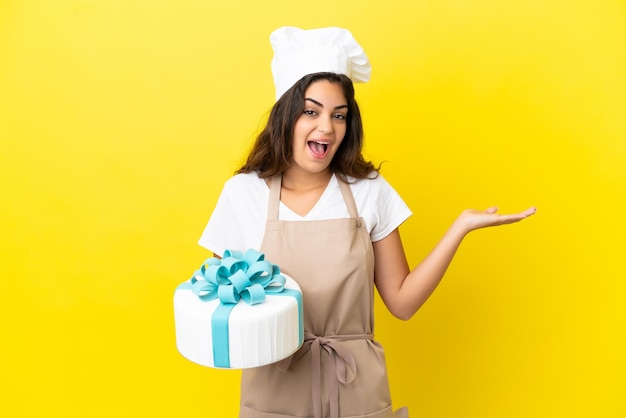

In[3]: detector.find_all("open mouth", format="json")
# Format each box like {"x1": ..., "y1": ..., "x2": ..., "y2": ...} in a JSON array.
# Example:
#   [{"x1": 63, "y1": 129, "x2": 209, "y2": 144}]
[{"x1": 308, "y1": 141, "x2": 329, "y2": 159}]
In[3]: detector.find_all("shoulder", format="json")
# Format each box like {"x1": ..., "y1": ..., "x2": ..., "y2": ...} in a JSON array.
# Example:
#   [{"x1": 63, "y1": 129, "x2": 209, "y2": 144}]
[
  {"x1": 346, "y1": 172, "x2": 395, "y2": 196},
  {"x1": 223, "y1": 172, "x2": 266, "y2": 190},
  {"x1": 346, "y1": 172, "x2": 412, "y2": 241},
  {"x1": 344, "y1": 172, "x2": 402, "y2": 213},
  {"x1": 213, "y1": 172, "x2": 269, "y2": 212},
  {"x1": 218, "y1": 172, "x2": 269, "y2": 200}
]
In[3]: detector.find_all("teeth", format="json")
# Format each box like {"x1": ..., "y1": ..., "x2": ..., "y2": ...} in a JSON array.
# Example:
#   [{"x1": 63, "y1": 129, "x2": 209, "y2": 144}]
[{"x1": 312, "y1": 141, "x2": 329, "y2": 147}]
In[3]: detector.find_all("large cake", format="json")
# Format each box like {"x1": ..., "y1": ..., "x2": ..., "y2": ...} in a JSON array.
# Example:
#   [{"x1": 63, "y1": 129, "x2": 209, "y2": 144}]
[{"x1": 174, "y1": 249, "x2": 303, "y2": 369}]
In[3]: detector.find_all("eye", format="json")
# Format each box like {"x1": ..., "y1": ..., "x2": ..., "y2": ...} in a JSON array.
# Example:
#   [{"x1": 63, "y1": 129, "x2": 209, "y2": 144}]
[
  {"x1": 333, "y1": 113, "x2": 347, "y2": 120},
  {"x1": 303, "y1": 109, "x2": 317, "y2": 116}
]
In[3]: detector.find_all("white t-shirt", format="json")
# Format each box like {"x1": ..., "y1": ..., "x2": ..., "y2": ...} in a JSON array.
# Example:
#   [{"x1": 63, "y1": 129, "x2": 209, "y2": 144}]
[{"x1": 198, "y1": 172, "x2": 412, "y2": 256}]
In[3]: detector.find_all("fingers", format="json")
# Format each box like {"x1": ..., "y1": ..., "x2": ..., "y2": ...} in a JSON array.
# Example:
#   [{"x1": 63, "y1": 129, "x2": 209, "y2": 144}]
[
  {"x1": 476, "y1": 206, "x2": 536, "y2": 228},
  {"x1": 509, "y1": 206, "x2": 537, "y2": 220},
  {"x1": 499, "y1": 207, "x2": 537, "y2": 224},
  {"x1": 522, "y1": 206, "x2": 538, "y2": 217},
  {"x1": 485, "y1": 206, "x2": 536, "y2": 218}
]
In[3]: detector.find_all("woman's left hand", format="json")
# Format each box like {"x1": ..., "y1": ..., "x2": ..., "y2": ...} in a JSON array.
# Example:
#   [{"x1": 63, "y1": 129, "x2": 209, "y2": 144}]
[{"x1": 454, "y1": 206, "x2": 537, "y2": 234}]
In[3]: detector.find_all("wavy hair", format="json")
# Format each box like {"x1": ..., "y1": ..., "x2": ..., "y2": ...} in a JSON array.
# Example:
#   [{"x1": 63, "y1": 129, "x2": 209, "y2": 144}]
[{"x1": 236, "y1": 72, "x2": 379, "y2": 182}]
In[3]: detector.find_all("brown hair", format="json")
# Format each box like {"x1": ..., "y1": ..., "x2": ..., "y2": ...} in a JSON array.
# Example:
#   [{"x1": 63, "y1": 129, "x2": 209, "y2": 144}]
[{"x1": 237, "y1": 72, "x2": 379, "y2": 182}]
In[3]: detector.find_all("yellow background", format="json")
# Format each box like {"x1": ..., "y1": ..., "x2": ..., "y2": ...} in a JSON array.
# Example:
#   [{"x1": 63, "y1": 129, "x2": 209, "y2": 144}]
[{"x1": 2, "y1": 0, "x2": 625, "y2": 417}]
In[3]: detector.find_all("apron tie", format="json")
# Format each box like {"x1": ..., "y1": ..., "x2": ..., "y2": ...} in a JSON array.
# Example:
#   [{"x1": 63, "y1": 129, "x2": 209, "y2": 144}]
[{"x1": 278, "y1": 331, "x2": 373, "y2": 418}]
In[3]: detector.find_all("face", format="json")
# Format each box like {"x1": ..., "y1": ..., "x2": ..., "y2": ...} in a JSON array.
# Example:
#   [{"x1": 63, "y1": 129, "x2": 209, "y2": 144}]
[{"x1": 289, "y1": 80, "x2": 348, "y2": 177}]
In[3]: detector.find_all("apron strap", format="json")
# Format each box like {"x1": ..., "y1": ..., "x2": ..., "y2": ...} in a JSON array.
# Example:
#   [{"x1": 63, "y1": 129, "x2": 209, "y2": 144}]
[
  {"x1": 336, "y1": 177, "x2": 360, "y2": 220},
  {"x1": 267, "y1": 174, "x2": 282, "y2": 221}
]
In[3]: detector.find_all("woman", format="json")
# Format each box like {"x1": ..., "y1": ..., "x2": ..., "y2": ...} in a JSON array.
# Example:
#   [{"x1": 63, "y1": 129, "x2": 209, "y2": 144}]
[{"x1": 199, "y1": 27, "x2": 535, "y2": 418}]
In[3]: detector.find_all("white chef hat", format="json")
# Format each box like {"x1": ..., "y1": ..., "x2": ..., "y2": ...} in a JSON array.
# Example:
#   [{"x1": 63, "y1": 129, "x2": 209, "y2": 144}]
[{"x1": 270, "y1": 26, "x2": 371, "y2": 100}]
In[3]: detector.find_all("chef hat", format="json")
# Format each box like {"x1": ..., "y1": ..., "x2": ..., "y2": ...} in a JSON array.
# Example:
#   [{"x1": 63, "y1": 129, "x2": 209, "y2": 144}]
[{"x1": 270, "y1": 26, "x2": 371, "y2": 100}]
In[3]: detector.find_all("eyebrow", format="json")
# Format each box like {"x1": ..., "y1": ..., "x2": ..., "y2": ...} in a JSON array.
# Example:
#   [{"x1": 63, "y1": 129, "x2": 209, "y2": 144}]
[{"x1": 305, "y1": 97, "x2": 348, "y2": 110}]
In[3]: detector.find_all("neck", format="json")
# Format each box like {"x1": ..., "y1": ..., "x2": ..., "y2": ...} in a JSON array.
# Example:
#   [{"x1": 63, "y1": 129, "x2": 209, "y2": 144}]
[{"x1": 281, "y1": 168, "x2": 332, "y2": 191}]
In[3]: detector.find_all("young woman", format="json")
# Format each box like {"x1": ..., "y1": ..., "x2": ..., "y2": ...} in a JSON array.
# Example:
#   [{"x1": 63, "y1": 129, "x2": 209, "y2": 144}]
[{"x1": 199, "y1": 28, "x2": 535, "y2": 418}]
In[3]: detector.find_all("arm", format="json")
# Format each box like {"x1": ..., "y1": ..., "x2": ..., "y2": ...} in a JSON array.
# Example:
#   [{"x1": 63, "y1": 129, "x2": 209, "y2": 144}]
[{"x1": 373, "y1": 206, "x2": 536, "y2": 320}]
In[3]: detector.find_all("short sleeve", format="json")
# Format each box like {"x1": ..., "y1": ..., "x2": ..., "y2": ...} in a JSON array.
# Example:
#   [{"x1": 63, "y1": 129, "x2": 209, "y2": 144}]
[
  {"x1": 197, "y1": 174, "x2": 268, "y2": 256},
  {"x1": 365, "y1": 175, "x2": 412, "y2": 242}
]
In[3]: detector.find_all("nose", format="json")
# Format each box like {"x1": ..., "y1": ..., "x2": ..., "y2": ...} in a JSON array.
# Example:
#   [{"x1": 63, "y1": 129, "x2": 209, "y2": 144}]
[{"x1": 316, "y1": 115, "x2": 334, "y2": 134}]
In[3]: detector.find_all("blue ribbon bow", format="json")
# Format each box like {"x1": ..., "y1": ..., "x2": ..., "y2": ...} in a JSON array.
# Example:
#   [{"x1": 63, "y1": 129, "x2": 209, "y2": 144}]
[
  {"x1": 188, "y1": 248, "x2": 287, "y2": 305},
  {"x1": 178, "y1": 249, "x2": 303, "y2": 368}
]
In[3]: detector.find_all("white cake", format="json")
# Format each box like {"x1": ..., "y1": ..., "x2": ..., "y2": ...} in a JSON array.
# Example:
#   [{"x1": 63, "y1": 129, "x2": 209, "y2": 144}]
[{"x1": 174, "y1": 250, "x2": 303, "y2": 369}]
